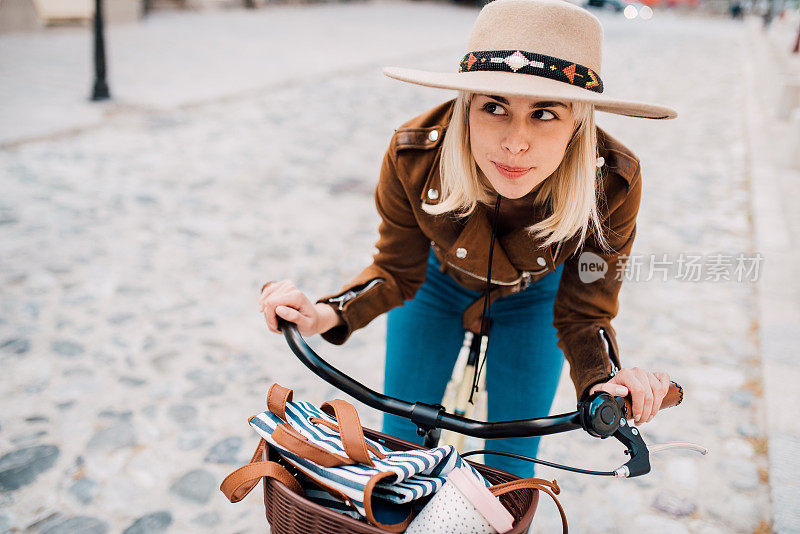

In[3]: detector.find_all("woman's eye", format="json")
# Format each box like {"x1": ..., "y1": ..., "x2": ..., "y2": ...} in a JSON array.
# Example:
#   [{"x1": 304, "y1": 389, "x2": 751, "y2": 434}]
[
  {"x1": 482, "y1": 102, "x2": 507, "y2": 116},
  {"x1": 533, "y1": 109, "x2": 557, "y2": 121}
]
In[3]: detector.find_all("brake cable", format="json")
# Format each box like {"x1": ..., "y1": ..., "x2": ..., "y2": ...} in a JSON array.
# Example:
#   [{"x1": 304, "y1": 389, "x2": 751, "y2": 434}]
[
  {"x1": 461, "y1": 449, "x2": 616, "y2": 477},
  {"x1": 465, "y1": 407, "x2": 708, "y2": 478}
]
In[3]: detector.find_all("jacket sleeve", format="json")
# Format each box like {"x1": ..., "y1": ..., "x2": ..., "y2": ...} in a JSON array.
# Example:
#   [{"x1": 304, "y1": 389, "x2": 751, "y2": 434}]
[
  {"x1": 315, "y1": 145, "x2": 432, "y2": 345},
  {"x1": 553, "y1": 167, "x2": 642, "y2": 401}
]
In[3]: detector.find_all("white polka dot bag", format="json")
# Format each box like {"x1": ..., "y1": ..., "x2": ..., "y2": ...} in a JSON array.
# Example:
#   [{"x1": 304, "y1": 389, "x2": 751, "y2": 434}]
[{"x1": 406, "y1": 467, "x2": 569, "y2": 534}]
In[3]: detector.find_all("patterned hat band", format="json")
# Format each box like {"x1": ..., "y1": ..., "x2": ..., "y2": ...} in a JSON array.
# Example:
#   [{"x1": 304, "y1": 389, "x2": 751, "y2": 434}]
[{"x1": 459, "y1": 50, "x2": 604, "y2": 94}]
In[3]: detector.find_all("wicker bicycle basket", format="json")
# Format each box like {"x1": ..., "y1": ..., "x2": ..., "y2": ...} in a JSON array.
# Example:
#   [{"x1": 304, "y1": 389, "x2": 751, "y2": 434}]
[{"x1": 262, "y1": 427, "x2": 539, "y2": 534}]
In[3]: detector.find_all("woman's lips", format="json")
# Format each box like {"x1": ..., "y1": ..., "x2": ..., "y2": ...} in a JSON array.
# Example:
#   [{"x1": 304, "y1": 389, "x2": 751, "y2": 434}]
[{"x1": 493, "y1": 162, "x2": 532, "y2": 179}]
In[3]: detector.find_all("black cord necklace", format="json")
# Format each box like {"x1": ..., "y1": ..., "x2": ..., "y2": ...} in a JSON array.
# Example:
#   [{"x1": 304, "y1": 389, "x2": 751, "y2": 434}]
[{"x1": 469, "y1": 194, "x2": 502, "y2": 402}]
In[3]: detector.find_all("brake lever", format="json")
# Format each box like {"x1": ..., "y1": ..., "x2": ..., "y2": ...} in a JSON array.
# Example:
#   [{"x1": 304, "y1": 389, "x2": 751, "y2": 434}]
[
  {"x1": 612, "y1": 418, "x2": 650, "y2": 478},
  {"x1": 610, "y1": 393, "x2": 708, "y2": 477}
]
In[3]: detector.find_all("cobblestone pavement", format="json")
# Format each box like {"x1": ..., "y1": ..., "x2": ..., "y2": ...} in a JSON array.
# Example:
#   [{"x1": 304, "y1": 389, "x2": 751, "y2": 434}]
[
  {"x1": 0, "y1": 3, "x2": 775, "y2": 533},
  {"x1": 748, "y1": 12, "x2": 800, "y2": 534}
]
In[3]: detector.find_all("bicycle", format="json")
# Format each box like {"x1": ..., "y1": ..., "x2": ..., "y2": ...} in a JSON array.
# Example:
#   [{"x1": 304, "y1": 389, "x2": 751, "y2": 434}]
[{"x1": 249, "y1": 318, "x2": 708, "y2": 532}]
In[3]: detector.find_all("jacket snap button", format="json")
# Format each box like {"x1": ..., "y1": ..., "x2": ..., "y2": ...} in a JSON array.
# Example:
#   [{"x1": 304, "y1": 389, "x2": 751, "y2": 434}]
[
  {"x1": 456, "y1": 248, "x2": 467, "y2": 259},
  {"x1": 596, "y1": 156, "x2": 605, "y2": 168},
  {"x1": 537, "y1": 257, "x2": 546, "y2": 267},
  {"x1": 427, "y1": 188, "x2": 439, "y2": 200},
  {"x1": 428, "y1": 130, "x2": 439, "y2": 142}
]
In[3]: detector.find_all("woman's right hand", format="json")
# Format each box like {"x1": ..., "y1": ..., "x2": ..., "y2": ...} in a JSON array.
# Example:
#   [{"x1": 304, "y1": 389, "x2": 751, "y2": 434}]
[{"x1": 259, "y1": 280, "x2": 341, "y2": 337}]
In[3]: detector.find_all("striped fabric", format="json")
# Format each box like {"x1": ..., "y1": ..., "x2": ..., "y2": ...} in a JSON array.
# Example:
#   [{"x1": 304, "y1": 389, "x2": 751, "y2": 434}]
[{"x1": 249, "y1": 398, "x2": 488, "y2": 520}]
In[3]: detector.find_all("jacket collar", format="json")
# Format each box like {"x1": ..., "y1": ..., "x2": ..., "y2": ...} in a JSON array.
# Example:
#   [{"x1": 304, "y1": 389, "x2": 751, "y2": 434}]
[{"x1": 419, "y1": 147, "x2": 443, "y2": 206}]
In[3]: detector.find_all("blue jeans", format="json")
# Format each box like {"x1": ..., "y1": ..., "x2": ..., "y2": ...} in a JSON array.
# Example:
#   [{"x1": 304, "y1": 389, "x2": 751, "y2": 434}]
[{"x1": 382, "y1": 248, "x2": 565, "y2": 478}]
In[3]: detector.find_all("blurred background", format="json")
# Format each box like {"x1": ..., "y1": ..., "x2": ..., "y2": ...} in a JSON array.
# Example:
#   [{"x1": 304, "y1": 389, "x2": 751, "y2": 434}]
[{"x1": 1, "y1": 0, "x2": 799, "y2": 532}]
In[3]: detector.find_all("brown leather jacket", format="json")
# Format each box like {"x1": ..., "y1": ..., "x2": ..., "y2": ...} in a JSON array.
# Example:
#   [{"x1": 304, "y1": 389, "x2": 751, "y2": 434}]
[{"x1": 318, "y1": 99, "x2": 642, "y2": 401}]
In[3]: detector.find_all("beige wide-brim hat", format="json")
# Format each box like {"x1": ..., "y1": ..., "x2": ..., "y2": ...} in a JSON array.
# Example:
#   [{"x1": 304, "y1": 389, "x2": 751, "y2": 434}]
[{"x1": 384, "y1": 0, "x2": 677, "y2": 120}]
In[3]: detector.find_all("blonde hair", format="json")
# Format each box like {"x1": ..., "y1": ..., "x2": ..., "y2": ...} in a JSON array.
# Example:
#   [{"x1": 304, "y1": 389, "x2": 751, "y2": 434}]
[{"x1": 423, "y1": 91, "x2": 608, "y2": 252}]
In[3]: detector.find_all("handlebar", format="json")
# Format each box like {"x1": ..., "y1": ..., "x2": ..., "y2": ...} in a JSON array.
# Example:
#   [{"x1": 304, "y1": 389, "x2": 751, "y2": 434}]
[
  {"x1": 275, "y1": 319, "x2": 700, "y2": 477},
  {"x1": 277, "y1": 319, "x2": 682, "y2": 441}
]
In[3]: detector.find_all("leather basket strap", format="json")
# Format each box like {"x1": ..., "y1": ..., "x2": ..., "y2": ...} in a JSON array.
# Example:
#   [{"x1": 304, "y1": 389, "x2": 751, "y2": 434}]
[
  {"x1": 220, "y1": 438, "x2": 304, "y2": 503},
  {"x1": 363, "y1": 470, "x2": 414, "y2": 532},
  {"x1": 490, "y1": 478, "x2": 568, "y2": 534},
  {"x1": 267, "y1": 383, "x2": 294, "y2": 421},
  {"x1": 272, "y1": 423, "x2": 356, "y2": 468},
  {"x1": 320, "y1": 399, "x2": 385, "y2": 466},
  {"x1": 310, "y1": 418, "x2": 387, "y2": 460}
]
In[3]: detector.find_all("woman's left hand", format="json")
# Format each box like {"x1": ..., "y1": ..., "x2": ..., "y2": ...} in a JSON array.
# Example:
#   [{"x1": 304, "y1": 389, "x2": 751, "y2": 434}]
[{"x1": 589, "y1": 368, "x2": 671, "y2": 426}]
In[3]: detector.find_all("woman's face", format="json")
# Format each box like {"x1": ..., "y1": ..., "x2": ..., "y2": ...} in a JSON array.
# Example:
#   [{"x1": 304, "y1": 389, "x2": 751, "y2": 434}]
[{"x1": 468, "y1": 94, "x2": 576, "y2": 199}]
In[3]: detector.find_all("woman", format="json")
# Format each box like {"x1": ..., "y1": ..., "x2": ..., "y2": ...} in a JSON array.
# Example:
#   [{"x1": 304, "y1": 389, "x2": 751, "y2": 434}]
[{"x1": 259, "y1": 0, "x2": 676, "y2": 477}]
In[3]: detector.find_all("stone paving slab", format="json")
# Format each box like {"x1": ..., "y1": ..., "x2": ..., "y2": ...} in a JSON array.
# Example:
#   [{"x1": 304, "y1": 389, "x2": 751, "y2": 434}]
[{"x1": 0, "y1": 3, "x2": 778, "y2": 533}]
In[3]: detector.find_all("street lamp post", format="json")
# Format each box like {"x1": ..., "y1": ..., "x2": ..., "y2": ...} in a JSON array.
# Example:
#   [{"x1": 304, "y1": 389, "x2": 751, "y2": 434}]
[{"x1": 91, "y1": 0, "x2": 110, "y2": 101}]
